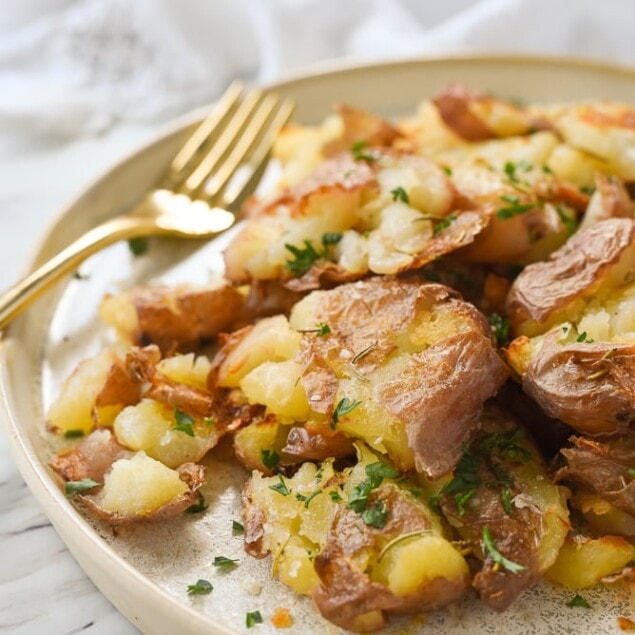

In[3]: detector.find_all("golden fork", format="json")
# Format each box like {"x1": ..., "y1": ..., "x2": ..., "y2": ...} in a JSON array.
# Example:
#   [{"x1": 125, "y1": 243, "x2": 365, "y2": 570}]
[{"x1": 0, "y1": 83, "x2": 294, "y2": 331}]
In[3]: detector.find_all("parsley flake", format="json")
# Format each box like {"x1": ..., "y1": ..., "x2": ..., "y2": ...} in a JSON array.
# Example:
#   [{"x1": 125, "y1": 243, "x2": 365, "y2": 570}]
[
  {"x1": 285, "y1": 240, "x2": 321, "y2": 277},
  {"x1": 442, "y1": 165, "x2": 453, "y2": 176},
  {"x1": 331, "y1": 397, "x2": 362, "y2": 429},
  {"x1": 391, "y1": 186, "x2": 410, "y2": 204},
  {"x1": 496, "y1": 194, "x2": 535, "y2": 219},
  {"x1": 128, "y1": 237, "x2": 149, "y2": 257},
  {"x1": 346, "y1": 461, "x2": 398, "y2": 513},
  {"x1": 185, "y1": 492, "x2": 209, "y2": 514},
  {"x1": 433, "y1": 213, "x2": 457, "y2": 234},
  {"x1": 501, "y1": 488, "x2": 513, "y2": 515},
  {"x1": 627, "y1": 468, "x2": 635, "y2": 477},
  {"x1": 576, "y1": 331, "x2": 593, "y2": 343},
  {"x1": 268, "y1": 475, "x2": 290, "y2": 496},
  {"x1": 504, "y1": 160, "x2": 532, "y2": 183},
  {"x1": 187, "y1": 579, "x2": 213, "y2": 596},
  {"x1": 64, "y1": 429, "x2": 85, "y2": 439},
  {"x1": 295, "y1": 490, "x2": 322, "y2": 508},
  {"x1": 246, "y1": 611, "x2": 263, "y2": 628},
  {"x1": 322, "y1": 232, "x2": 343, "y2": 247},
  {"x1": 173, "y1": 409, "x2": 195, "y2": 436},
  {"x1": 316, "y1": 322, "x2": 331, "y2": 336},
  {"x1": 232, "y1": 520, "x2": 245, "y2": 534},
  {"x1": 362, "y1": 500, "x2": 389, "y2": 528},
  {"x1": 65, "y1": 478, "x2": 101, "y2": 496},
  {"x1": 261, "y1": 449, "x2": 281, "y2": 470},
  {"x1": 566, "y1": 594, "x2": 591, "y2": 609},
  {"x1": 203, "y1": 416, "x2": 215, "y2": 427},
  {"x1": 482, "y1": 526, "x2": 526, "y2": 574},
  {"x1": 329, "y1": 490, "x2": 343, "y2": 503},
  {"x1": 351, "y1": 140, "x2": 376, "y2": 162},
  {"x1": 488, "y1": 313, "x2": 510, "y2": 347},
  {"x1": 213, "y1": 556, "x2": 238, "y2": 570}
]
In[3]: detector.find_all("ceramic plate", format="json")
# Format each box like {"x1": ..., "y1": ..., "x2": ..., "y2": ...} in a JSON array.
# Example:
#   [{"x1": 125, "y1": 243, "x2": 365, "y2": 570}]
[{"x1": 2, "y1": 56, "x2": 635, "y2": 635}]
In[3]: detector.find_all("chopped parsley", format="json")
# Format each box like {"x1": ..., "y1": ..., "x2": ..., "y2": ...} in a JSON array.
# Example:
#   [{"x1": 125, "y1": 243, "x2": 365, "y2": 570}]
[
  {"x1": 329, "y1": 490, "x2": 343, "y2": 503},
  {"x1": 128, "y1": 237, "x2": 149, "y2": 256},
  {"x1": 268, "y1": 474, "x2": 290, "y2": 496},
  {"x1": 331, "y1": 397, "x2": 362, "y2": 429},
  {"x1": 285, "y1": 240, "x2": 321, "y2": 277},
  {"x1": 579, "y1": 185, "x2": 596, "y2": 196},
  {"x1": 351, "y1": 140, "x2": 376, "y2": 162},
  {"x1": 173, "y1": 409, "x2": 195, "y2": 437},
  {"x1": 627, "y1": 468, "x2": 635, "y2": 477},
  {"x1": 347, "y1": 461, "x2": 398, "y2": 513},
  {"x1": 555, "y1": 205, "x2": 578, "y2": 236},
  {"x1": 391, "y1": 186, "x2": 410, "y2": 204},
  {"x1": 501, "y1": 488, "x2": 513, "y2": 515},
  {"x1": 213, "y1": 556, "x2": 238, "y2": 570},
  {"x1": 488, "y1": 313, "x2": 510, "y2": 347},
  {"x1": 322, "y1": 232, "x2": 343, "y2": 247},
  {"x1": 64, "y1": 429, "x2": 85, "y2": 439},
  {"x1": 185, "y1": 492, "x2": 208, "y2": 514},
  {"x1": 65, "y1": 478, "x2": 101, "y2": 496},
  {"x1": 442, "y1": 165, "x2": 453, "y2": 176},
  {"x1": 246, "y1": 611, "x2": 263, "y2": 628},
  {"x1": 576, "y1": 331, "x2": 594, "y2": 343},
  {"x1": 72, "y1": 271, "x2": 89, "y2": 281},
  {"x1": 541, "y1": 164, "x2": 553, "y2": 174},
  {"x1": 232, "y1": 520, "x2": 245, "y2": 534},
  {"x1": 566, "y1": 594, "x2": 591, "y2": 609},
  {"x1": 203, "y1": 416, "x2": 215, "y2": 427},
  {"x1": 261, "y1": 449, "x2": 281, "y2": 470},
  {"x1": 295, "y1": 490, "x2": 322, "y2": 508},
  {"x1": 299, "y1": 322, "x2": 331, "y2": 336},
  {"x1": 187, "y1": 579, "x2": 213, "y2": 596},
  {"x1": 496, "y1": 194, "x2": 535, "y2": 220},
  {"x1": 482, "y1": 526, "x2": 526, "y2": 574},
  {"x1": 503, "y1": 160, "x2": 532, "y2": 184},
  {"x1": 361, "y1": 500, "x2": 389, "y2": 529},
  {"x1": 433, "y1": 213, "x2": 457, "y2": 234}
]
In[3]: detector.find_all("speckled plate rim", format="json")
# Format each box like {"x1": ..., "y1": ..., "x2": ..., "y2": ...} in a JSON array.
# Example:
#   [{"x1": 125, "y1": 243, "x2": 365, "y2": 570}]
[{"x1": 1, "y1": 54, "x2": 635, "y2": 635}]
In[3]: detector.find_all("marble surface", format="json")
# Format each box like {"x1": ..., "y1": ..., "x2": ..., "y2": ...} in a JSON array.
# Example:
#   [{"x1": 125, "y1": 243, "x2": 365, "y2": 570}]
[{"x1": 0, "y1": 124, "x2": 164, "y2": 634}]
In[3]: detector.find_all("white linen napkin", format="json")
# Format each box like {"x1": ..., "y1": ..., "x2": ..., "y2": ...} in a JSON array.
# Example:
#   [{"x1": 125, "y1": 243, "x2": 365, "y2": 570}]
[{"x1": 0, "y1": 0, "x2": 633, "y2": 138}]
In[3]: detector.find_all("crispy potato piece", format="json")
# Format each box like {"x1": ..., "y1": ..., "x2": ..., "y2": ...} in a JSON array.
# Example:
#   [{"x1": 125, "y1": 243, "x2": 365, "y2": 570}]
[
  {"x1": 113, "y1": 399, "x2": 220, "y2": 469},
  {"x1": 556, "y1": 435, "x2": 635, "y2": 517},
  {"x1": 224, "y1": 149, "x2": 486, "y2": 289},
  {"x1": 579, "y1": 174, "x2": 635, "y2": 230},
  {"x1": 233, "y1": 416, "x2": 289, "y2": 474},
  {"x1": 47, "y1": 348, "x2": 140, "y2": 435},
  {"x1": 507, "y1": 218, "x2": 635, "y2": 337},
  {"x1": 549, "y1": 101, "x2": 635, "y2": 181},
  {"x1": 546, "y1": 535, "x2": 635, "y2": 588},
  {"x1": 432, "y1": 84, "x2": 549, "y2": 141},
  {"x1": 290, "y1": 276, "x2": 508, "y2": 477},
  {"x1": 50, "y1": 429, "x2": 131, "y2": 482},
  {"x1": 243, "y1": 443, "x2": 469, "y2": 632},
  {"x1": 431, "y1": 404, "x2": 570, "y2": 611},
  {"x1": 570, "y1": 490, "x2": 635, "y2": 539},
  {"x1": 99, "y1": 282, "x2": 244, "y2": 354},
  {"x1": 79, "y1": 453, "x2": 205, "y2": 525}
]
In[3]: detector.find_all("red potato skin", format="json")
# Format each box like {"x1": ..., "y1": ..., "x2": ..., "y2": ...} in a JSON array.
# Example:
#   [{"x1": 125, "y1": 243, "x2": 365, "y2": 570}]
[{"x1": 506, "y1": 218, "x2": 635, "y2": 333}]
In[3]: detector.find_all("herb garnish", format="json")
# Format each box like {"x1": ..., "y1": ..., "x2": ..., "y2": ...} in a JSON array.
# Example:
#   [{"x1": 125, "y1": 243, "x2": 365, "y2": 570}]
[
  {"x1": 261, "y1": 449, "x2": 281, "y2": 470},
  {"x1": 246, "y1": 611, "x2": 263, "y2": 628},
  {"x1": 322, "y1": 232, "x2": 343, "y2": 247},
  {"x1": 203, "y1": 416, "x2": 215, "y2": 427},
  {"x1": 501, "y1": 488, "x2": 513, "y2": 515},
  {"x1": 391, "y1": 186, "x2": 410, "y2": 204},
  {"x1": 504, "y1": 160, "x2": 532, "y2": 184},
  {"x1": 64, "y1": 429, "x2": 85, "y2": 439},
  {"x1": 295, "y1": 490, "x2": 322, "y2": 508},
  {"x1": 329, "y1": 490, "x2": 343, "y2": 503},
  {"x1": 351, "y1": 140, "x2": 376, "y2": 162},
  {"x1": 185, "y1": 492, "x2": 209, "y2": 514},
  {"x1": 488, "y1": 313, "x2": 510, "y2": 347},
  {"x1": 347, "y1": 461, "x2": 399, "y2": 513},
  {"x1": 361, "y1": 500, "x2": 389, "y2": 529},
  {"x1": 187, "y1": 579, "x2": 213, "y2": 596},
  {"x1": 173, "y1": 409, "x2": 195, "y2": 437},
  {"x1": 128, "y1": 237, "x2": 149, "y2": 256},
  {"x1": 268, "y1": 474, "x2": 290, "y2": 496},
  {"x1": 576, "y1": 331, "x2": 594, "y2": 343},
  {"x1": 213, "y1": 556, "x2": 238, "y2": 570},
  {"x1": 579, "y1": 185, "x2": 596, "y2": 196},
  {"x1": 566, "y1": 594, "x2": 591, "y2": 609},
  {"x1": 627, "y1": 468, "x2": 635, "y2": 477},
  {"x1": 331, "y1": 397, "x2": 362, "y2": 429},
  {"x1": 555, "y1": 205, "x2": 578, "y2": 236},
  {"x1": 482, "y1": 526, "x2": 526, "y2": 574},
  {"x1": 433, "y1": 213, "x2": 457, "y2": 234},
  {"x1": 285, "y1": 240, "x2": 322, "y2": 277},
  {"x1": 496, "y1": 194, "x2": 535, "y2": 220},
  {"x1": 65, "y1": 478, "x2": 101, "y2": 496},
  {"x1": 232, "y1": 520, "x2": 245, "y2": 534},
  {"x1": 298, "y1": 322, "x2": 331, "y2": 336},
  {"x1": 442, "y1": 166, "x2": 453, "y2": 176}
]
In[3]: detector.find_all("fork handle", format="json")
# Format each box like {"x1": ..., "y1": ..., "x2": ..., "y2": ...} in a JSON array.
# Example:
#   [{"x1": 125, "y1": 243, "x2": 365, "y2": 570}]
[{"x1": 0, "y1": 214, "x2": 154, "y2": 331}]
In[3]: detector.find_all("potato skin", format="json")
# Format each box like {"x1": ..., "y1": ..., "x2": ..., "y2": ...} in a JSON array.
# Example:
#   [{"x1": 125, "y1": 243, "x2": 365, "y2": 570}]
[
  {"x1": 313, "y1": 485, "x2": 469, "y2": 632},
  {"x1": 521, "y1": 331, "x2": 635, "y2": 436},
  {"x1": 506, "y1": 218, "x2": 635, "y2": 337}
]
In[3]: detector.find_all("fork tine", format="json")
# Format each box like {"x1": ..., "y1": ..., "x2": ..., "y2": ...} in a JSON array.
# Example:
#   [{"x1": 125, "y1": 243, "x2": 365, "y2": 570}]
[
  {"x1": 209, "y1": 97, "x2": 295, "y2": 210},
  {"x1": 160, "y1": 81, "x2": 243, "y2": 190},
  {"x1": 180, "y1": 88, "x2": 266, "y2": 197}
]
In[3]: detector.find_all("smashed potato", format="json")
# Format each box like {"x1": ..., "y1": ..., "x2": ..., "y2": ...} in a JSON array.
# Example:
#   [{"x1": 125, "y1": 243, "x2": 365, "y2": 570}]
[{"x1": 47, "y1": 86, "x2": 635, "y2": 632}]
